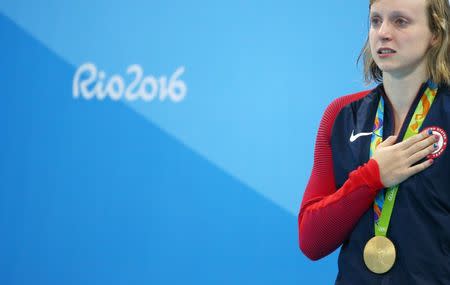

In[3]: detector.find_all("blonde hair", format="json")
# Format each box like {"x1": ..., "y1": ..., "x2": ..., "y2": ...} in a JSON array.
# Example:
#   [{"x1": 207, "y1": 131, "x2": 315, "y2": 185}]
[{"x1": 359, "y1": 0, "x2": 450, "y2": 84}]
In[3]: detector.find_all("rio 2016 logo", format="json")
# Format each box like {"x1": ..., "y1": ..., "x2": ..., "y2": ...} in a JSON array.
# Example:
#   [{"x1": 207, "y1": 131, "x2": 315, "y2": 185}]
[{"x1": 73, "y1": 63, "x2": 187, "y2": 102}]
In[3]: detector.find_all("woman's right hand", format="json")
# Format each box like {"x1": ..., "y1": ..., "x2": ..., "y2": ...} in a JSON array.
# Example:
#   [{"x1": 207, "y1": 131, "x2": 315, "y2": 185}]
[{"x1": 372, "y1": 130, "x2": 438, "y2": 188}]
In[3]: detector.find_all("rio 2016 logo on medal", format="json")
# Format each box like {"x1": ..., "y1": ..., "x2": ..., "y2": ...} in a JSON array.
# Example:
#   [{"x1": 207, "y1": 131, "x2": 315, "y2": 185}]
[{"x1": 423, "y1": 126, "x2": 447, "y2": 159}]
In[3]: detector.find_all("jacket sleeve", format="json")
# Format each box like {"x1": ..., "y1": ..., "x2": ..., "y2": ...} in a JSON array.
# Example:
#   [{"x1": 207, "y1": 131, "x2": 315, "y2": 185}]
[{"x1": 298, "y1": 92, "x2": 384, "y2": 261}]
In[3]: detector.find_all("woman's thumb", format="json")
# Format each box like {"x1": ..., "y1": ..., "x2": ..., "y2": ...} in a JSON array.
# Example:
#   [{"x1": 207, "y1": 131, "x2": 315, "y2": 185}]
[{"x1": 380, "y1": 135, "x2": 397, "y2": 146}]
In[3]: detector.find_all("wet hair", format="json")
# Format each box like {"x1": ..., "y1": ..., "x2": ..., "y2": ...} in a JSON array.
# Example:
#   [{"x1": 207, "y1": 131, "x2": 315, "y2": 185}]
[{"x1": 359, "y1": 0, "x2": 450, "y2": 84}]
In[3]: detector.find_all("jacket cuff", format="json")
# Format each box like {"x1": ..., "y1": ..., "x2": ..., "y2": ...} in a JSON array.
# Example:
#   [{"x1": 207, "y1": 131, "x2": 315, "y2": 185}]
[{"x1": 357, "y1": 158, "x2": 385, "y2": 191}]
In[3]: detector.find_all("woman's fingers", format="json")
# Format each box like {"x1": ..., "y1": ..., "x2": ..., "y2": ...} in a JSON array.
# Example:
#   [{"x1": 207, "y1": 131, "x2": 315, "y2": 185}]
[
  {"x1": 400, "y1": 129, "x2": 433, "y2": 149},
  {"x1": 372, "y1": 129, "x2": 437, "y2": 187},
  {"x1": 405, "y1": 158, "x2": 434, "y2": 177},
  {"x1": 405, "y1": 133, "x2": 437, "y2": 156},
  {"x1": 406, "y1": 143, "x2": 437, "y2": 165}
]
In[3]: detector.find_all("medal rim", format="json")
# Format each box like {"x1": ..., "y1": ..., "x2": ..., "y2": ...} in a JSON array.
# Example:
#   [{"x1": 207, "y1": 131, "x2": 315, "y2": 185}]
[{"x1": 363, "y1": 236, "x2": 396, "y2": 274}]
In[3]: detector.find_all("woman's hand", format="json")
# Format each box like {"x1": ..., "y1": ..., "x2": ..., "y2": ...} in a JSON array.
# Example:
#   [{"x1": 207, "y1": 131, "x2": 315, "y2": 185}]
[{"x1": 372, "y1": 130, "x2": 438, "y2": 188}]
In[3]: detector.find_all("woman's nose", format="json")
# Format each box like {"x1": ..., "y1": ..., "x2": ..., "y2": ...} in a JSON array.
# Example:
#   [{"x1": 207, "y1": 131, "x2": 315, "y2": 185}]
[{"x1": 378, "y1": 22, "x2": 392, "y2": 41}]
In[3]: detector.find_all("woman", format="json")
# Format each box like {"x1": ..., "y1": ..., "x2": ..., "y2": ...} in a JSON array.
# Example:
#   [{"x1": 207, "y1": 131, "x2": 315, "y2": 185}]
[{"x1": 298, "y1": 0, "x2": 450, "y2": 283}]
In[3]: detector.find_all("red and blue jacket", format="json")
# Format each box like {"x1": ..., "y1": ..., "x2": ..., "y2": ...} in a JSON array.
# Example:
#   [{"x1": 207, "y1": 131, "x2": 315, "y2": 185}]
[{"x1": 298, "y1": 83, "x2": 450, "y2": 284}]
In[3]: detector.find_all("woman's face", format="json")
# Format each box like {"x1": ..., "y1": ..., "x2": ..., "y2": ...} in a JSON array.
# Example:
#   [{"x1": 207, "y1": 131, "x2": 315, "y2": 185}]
[{"x1": 369, "y1": 0, "x2": 435, "y2": 78}]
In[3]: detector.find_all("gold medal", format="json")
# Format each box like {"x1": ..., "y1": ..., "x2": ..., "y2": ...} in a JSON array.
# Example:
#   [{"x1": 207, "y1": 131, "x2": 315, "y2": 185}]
[{"x1": 363, "y1": 236, "x2": 396, "y2": 274}]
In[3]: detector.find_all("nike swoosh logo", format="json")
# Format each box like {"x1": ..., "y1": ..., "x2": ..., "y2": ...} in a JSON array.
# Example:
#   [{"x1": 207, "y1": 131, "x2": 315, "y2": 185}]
[{"x1": 349, "y1": 130, "x2": 373, "y2": 142}]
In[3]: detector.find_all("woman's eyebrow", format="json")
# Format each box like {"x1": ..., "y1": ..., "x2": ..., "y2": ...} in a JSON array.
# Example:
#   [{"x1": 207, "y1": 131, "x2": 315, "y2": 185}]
[
  {"x1": 370, "y1": 10, "x2": 412, "y2": 18},
  {"x1": 389, "y1": 10, "x2": 411, "y2": 18},
  {"x1": 370, "y1": 11, "x2": 381, "y2": 18}
]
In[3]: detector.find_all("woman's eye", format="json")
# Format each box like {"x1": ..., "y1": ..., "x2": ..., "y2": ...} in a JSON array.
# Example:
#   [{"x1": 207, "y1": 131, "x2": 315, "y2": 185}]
[
  {"x1": 370, "y1": 18, "x2": 381, "y2": 27},
  {"x1": 395, "y1": 18, "x2": 408, "y2": 26}
]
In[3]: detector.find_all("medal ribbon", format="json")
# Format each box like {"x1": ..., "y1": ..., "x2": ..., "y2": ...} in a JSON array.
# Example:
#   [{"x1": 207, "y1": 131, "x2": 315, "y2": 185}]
[{"x1": 370, "y1": 81, "x2": 438, "y2": 237}]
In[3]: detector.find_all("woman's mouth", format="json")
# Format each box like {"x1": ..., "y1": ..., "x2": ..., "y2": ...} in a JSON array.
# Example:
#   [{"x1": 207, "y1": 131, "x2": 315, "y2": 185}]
[{"x1": 377, "y1": 48, "x2": 396, "y2": 58}]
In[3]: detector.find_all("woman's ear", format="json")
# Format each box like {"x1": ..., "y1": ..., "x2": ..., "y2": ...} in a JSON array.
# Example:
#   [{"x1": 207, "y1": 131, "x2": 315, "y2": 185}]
[{"x1": 431, "y1": 33, "x2": 439, "y2": 47}]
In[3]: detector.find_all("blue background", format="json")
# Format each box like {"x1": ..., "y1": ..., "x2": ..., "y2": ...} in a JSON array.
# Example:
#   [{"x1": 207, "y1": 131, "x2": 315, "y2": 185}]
[{"x1": 1, "y1": 1, "x2": 371, "y2": 284}]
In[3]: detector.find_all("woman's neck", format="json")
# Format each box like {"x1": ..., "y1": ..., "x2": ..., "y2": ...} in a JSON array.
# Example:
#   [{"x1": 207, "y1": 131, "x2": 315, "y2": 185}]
[{"x1": 382, "y1": 71, "x2": 427, "y2": 135}]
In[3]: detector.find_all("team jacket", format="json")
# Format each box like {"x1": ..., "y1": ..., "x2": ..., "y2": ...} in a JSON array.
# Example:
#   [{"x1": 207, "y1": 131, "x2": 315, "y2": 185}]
[{"x1": 298, "y1": 83, "x2": 450, "y2": 284}]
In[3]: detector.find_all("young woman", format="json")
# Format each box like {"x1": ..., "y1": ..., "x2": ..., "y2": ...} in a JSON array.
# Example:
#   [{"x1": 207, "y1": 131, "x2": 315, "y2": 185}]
[{"x1": 298, "y1": 0, "x2": 450, "y2": 283}]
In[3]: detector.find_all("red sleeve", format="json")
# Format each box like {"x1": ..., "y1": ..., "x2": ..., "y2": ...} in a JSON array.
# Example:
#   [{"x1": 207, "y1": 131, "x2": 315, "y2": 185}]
[{"x1": 298, "y1": 90, "x2": 385, "y2": 261}]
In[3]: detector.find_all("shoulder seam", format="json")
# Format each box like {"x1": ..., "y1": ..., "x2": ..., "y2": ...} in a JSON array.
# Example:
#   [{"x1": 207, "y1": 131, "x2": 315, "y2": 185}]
[{"x1": 322, "y1": 90, "x2": 372, "y2": 142}]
